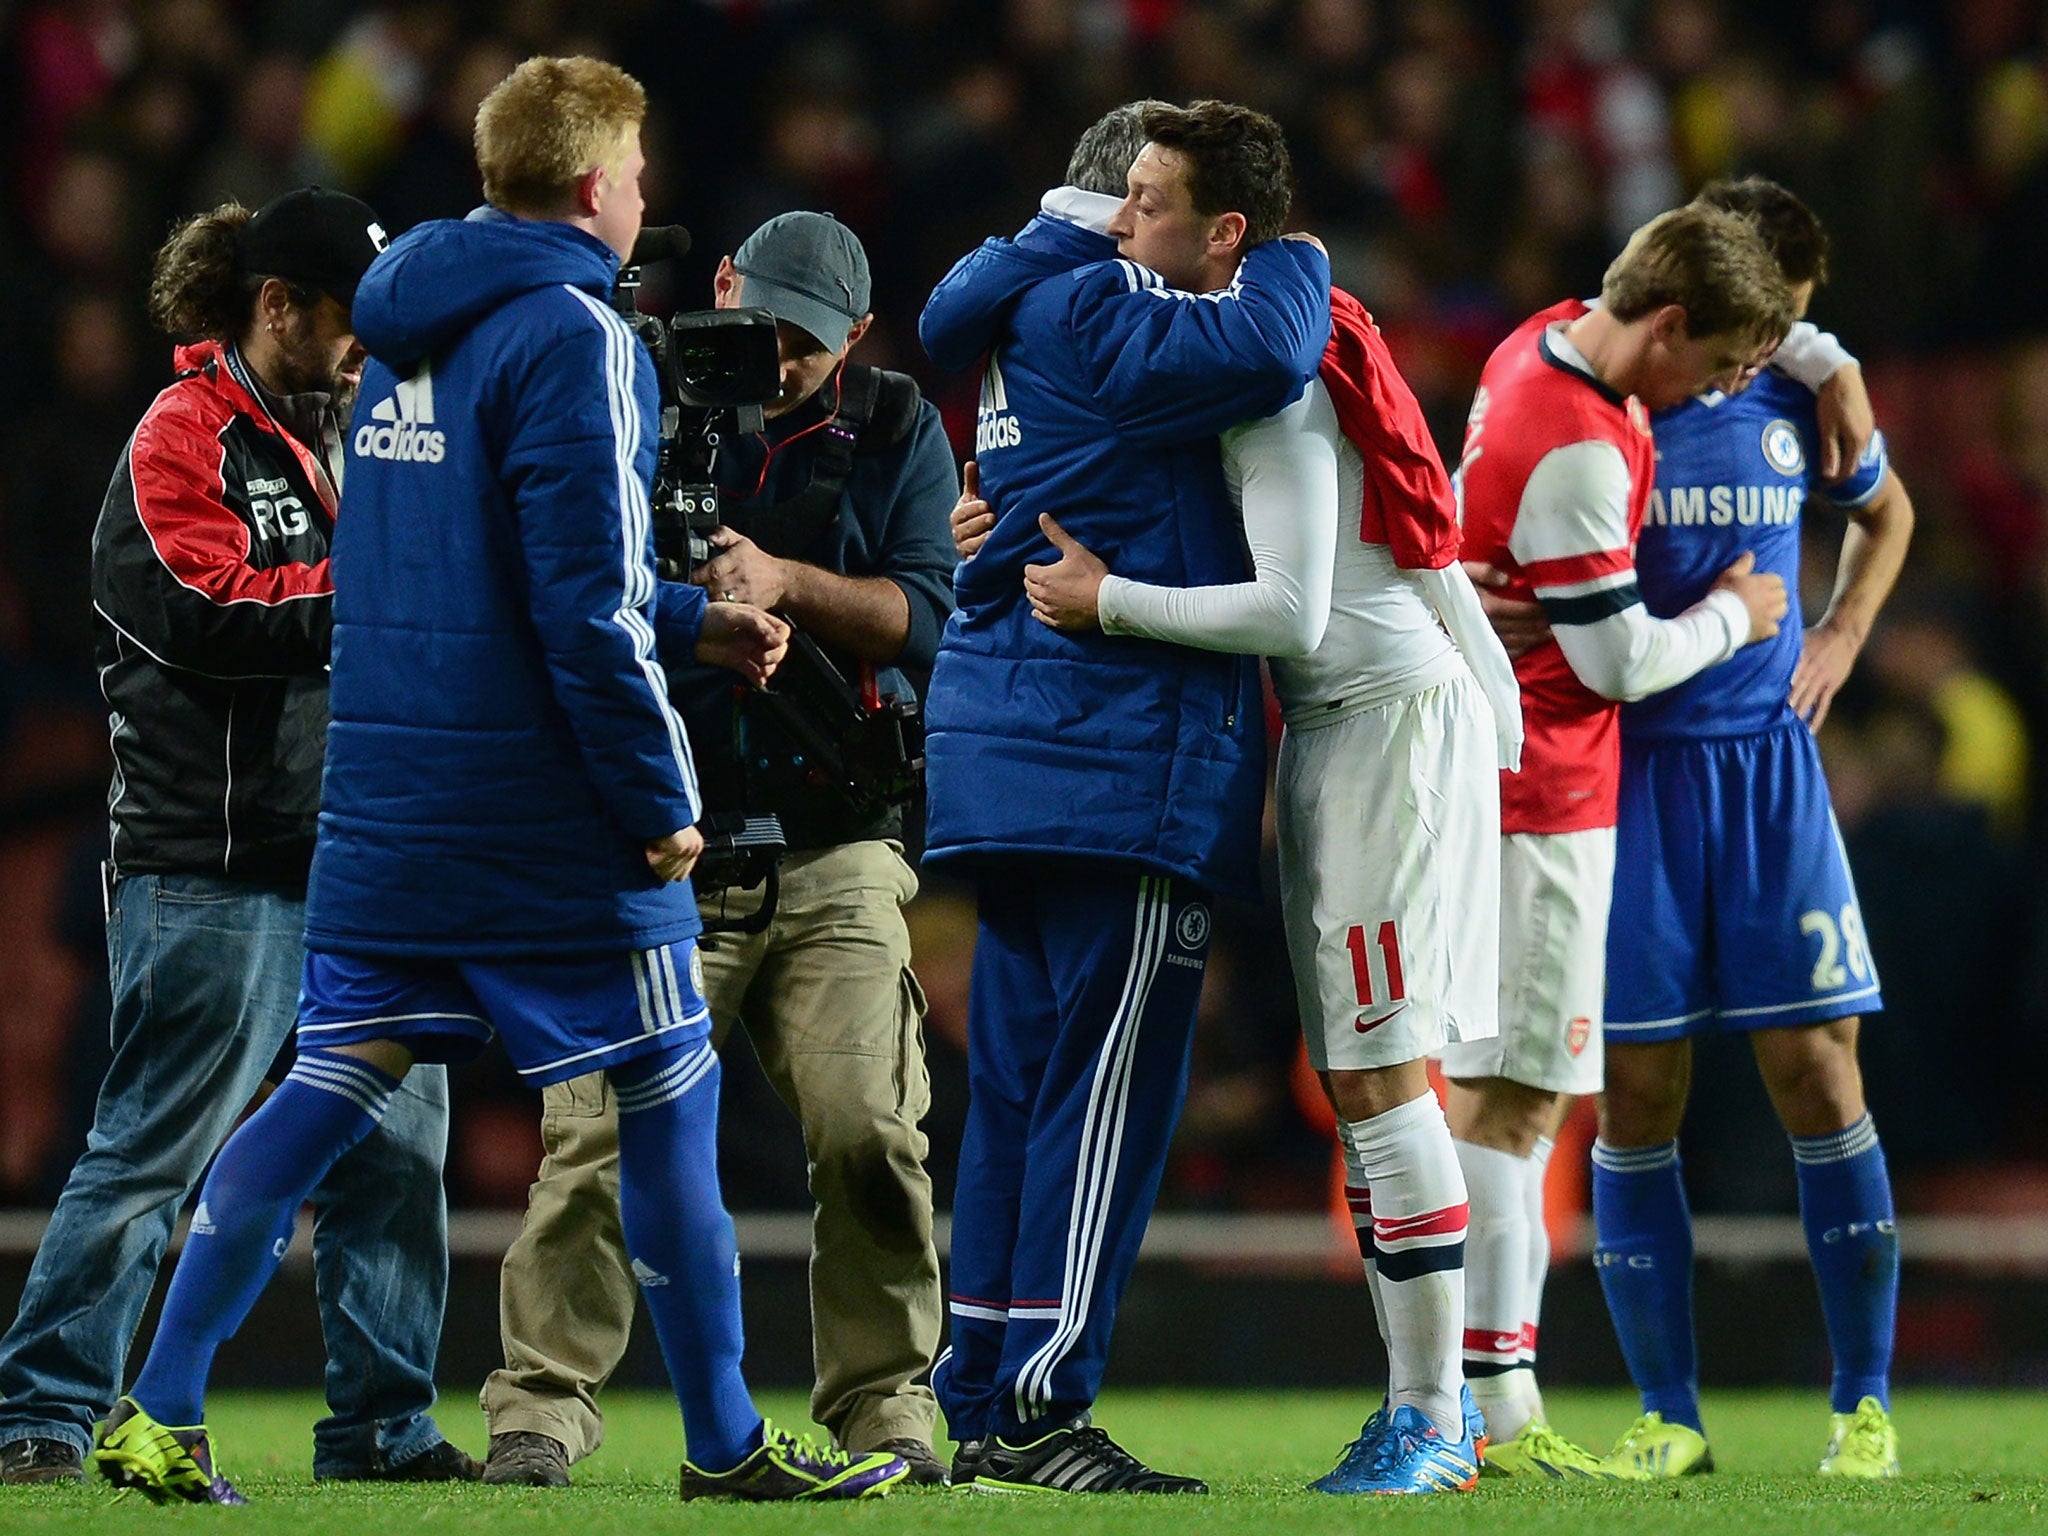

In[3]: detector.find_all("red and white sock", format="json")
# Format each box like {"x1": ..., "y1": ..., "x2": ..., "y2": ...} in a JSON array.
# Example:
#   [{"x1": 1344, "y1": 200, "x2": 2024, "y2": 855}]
[
  {"x1": 1341, "y1": 1177, "x2": 1395, "y2": 1362},
  {"x1": 1520, "y1": 1135, "x2": 1555, "y2": 1414},
  {"x1": 1456, "y1": 1137, "x2": 1543, "y2": 1441},
  {"x1": 1341, "y1": 1092, "x2": 1468, "y2": 1439}
]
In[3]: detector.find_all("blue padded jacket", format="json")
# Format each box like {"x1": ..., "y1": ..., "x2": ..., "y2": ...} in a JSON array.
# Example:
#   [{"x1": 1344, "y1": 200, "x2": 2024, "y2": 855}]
[
  {"x1": 918, "y1": 206, "x2": 1330, "y2": 896},
  {"x1": 305, "y1": 209, "x2": 709, "y2": 958}
]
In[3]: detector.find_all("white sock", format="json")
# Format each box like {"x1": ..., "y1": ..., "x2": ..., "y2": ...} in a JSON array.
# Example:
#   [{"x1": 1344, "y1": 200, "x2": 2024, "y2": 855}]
[
  {"x1": 1455, "y1": 1138, "x2": 1542, "y2": 1440},
  {"x1": 1340, "y1": 1164, "x2": 1394, "y2": 1364},
  {"x1": 1342, "y1": 1093, "x2": 1468, "y2": 1439},
  {"x1": 1521, "y1": 1135, "x2": 1556, "y2": 1423}
]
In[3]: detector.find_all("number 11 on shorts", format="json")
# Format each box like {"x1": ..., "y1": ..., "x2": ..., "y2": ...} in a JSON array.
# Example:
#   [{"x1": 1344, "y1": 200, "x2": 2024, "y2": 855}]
[{"x1": 1345, "y1": 920, "x2": 1407, "y2": 1007}]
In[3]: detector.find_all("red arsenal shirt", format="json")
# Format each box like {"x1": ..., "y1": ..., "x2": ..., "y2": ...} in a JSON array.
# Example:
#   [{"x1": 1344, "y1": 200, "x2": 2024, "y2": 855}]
[{"x1": 1455, "y1": 300, "x2": 1655, "y2": 834}]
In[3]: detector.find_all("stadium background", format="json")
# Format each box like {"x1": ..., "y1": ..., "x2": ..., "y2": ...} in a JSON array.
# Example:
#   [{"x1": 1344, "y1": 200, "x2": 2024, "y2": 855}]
[{"x1": 1, "y1": 0, "x2": 2045, "y2": 1393}]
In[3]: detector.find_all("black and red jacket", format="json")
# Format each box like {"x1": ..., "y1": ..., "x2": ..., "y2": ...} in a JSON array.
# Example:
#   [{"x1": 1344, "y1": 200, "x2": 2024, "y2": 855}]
[{"x1": 92, "y1": 339, "x2": 337, "y2": 886}]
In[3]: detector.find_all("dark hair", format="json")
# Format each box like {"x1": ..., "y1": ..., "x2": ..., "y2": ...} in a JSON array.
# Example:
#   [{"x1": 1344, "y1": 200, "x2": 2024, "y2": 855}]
[
  {"x1": 1694, "y1": 176, "x2": 1830, "y2": 287},
  {"x1": 149, "y1": 204, "x2": 253, "y2": 340},
  {"x1": 1135, "y1": 100, "x2": 1294, "y2": 247},
  {"x1": 148, "y1": 203, "x2": 317, "y2": 341},
  {"x1": 1066, "y1": 100, "x2": 1171, "y2": 198}
]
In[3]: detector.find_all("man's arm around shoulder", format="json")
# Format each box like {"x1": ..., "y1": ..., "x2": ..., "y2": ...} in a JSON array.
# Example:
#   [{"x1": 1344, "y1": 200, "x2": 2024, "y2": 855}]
[
  {"x1": 1510, "y1": 439, "x2": 1785, "y2": 702},
  {"x1": 1067, "y1": 238, "x2": 1333, "y2": 445}
]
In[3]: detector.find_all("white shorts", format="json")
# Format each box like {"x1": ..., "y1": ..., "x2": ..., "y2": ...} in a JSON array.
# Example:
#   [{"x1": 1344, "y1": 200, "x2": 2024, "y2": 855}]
[
  {"x1": 1437, "y1": 826, "x2": 1614, "y2": 1096},
  {"x1": 1279, "y1": 673, "x2": 1501, "y2": 1073}
]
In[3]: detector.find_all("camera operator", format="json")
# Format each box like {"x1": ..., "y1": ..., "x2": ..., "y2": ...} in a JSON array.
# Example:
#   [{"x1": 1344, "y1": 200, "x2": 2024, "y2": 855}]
[
  {"x1": 483, "y1": 212, "x2": 959, "y2": 1487},
  {"x1": 0, "y1": 188, "x2": 471, "y2": 1486}
]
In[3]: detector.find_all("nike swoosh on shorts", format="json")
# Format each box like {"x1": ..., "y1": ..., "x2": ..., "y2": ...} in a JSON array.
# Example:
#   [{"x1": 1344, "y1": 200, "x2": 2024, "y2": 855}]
[{"x1": 1355, "y1": 1002, "x2": 1410, "y2": 1034}]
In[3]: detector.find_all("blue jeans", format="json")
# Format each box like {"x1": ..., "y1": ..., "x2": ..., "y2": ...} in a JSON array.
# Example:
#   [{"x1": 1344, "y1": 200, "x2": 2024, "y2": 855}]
[{"x1": 0, "y1": 872, "x2": 452, "y2": 1472}]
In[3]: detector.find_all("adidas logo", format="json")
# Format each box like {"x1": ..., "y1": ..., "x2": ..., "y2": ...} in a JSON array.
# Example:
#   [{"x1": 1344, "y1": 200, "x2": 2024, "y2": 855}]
[
  {"x1": 631, "y1": 1257, "x2": 669, "y2": 1288},
  {"x1": 355, "y1": 363, "x2": 446, "y2": 464},
  {"x1": 191, "y1": 1200, "x2": 216, "y2": 1236},
  {"x1": 976, "y1": 352, "x2": 1022, "y2": 453}
]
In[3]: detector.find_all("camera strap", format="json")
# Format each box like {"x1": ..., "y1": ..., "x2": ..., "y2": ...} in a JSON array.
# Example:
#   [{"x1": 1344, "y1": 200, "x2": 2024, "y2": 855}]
[{"x1": 720, "y1": 364, "x2": 918, "y2": 565}]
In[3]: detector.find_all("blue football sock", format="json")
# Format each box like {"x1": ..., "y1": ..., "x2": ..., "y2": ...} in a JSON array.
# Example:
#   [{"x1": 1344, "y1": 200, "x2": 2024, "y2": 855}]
[
  {"x1": 1790, "y1": 1114, "x2": 1897, "y2": 1412},
  {"x1": 611, "y1": 1042, "x2": 763, "y2": 1472},
  {"x1": 1591, "y1": 1139, "x2": 1702, "y2": 1433},
  {"x1": 131, "y1": 1051, "x2": 399, "y2": 1426}
]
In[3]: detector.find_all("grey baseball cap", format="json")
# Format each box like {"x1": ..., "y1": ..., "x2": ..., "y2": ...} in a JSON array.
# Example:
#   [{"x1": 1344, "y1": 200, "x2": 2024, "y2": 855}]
[{"x1": 733, "y1": 211, "x2": 871, "y2": 353}]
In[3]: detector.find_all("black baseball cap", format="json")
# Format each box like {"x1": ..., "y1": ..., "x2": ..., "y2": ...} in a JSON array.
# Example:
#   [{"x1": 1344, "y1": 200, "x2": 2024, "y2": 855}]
[
  {"x1": 733, "y1": 212, "x2": 871, "y2": 354},
  {"x1": 235, "y1": 186, "x2": 389, "y2": 314}
]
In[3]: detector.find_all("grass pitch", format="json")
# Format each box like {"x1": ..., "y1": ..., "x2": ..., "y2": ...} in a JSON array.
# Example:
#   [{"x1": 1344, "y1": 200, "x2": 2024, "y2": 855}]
[{"x1": 2, "y1": 1388, "x2": 2042, "y2": 1534}]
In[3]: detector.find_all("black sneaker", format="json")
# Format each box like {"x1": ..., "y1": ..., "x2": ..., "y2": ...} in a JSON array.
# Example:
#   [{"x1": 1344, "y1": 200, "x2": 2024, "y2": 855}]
[
  {"x1": 0, "y1": 1437, "x2": 85, "y2": 1485},
  {"x1": 481, "y1": 1431, "x2": 571, "y2": 1488},
  {"x1": 974, "y1": 1417, "x2": 1207, "y2": 1494},
  {"x1": 949, "y1": 1439, "x2": 985, "y2": 1490},
  {"x1": 317, "y1": 1439, "x2": 485, "y2": 1483},
  {"x1": 871, "y1": 1436, "x2": 949, "y2": 1487}
]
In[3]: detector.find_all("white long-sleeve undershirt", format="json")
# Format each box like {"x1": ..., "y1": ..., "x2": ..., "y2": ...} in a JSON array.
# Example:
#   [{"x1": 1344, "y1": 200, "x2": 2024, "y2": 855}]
[
  {"x1": 1553, "y1": 594, "x2": 1750, "y2": 701},
  {"x1": 1097, "y1": 392, "x2": 1337, "y2": 657},
  {"x1": 1098, "y1": 383, "x2": 1525, "y2": 764},
  {"x1": 1417, "y1": 563, "x2": 1523, "y2": 769},
  {"x1": 1509, "y1": 432, "x2": 1749, "y2": 702},
  {"x1": 1772, "y1": 319, "x2": 1855, "y2": 391}
]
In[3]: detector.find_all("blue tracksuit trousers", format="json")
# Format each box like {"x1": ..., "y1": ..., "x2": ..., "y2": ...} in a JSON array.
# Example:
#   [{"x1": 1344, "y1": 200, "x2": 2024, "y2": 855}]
[{"x1": 937, "y1": 859, "x2": 1214, "y2": 1441}]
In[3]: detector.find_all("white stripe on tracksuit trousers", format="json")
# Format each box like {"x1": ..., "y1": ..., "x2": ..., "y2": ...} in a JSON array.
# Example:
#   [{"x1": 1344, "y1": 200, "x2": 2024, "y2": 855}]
[{"x1": 1012, "y1": 875, "x2": 1173, "y2": 1424}]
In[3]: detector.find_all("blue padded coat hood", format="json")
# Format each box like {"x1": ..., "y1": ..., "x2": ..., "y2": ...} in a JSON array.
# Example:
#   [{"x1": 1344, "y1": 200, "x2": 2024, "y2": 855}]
[{"x1": 352, "y1": 208, "x2": 621, "y2": 372}]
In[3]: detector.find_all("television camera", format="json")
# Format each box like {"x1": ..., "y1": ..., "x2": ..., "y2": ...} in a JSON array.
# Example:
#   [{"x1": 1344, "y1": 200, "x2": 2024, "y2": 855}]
[{"x1": 613, "y1": 228, "x2": 924, "y2": 934}]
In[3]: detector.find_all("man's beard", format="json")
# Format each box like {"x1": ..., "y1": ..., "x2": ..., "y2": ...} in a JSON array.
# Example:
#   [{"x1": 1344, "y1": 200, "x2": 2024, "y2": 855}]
[
  {"x1": 273, "y1": 318, "x2": 359, "y2": 410},
  {"x1": 280, "y1": 343, "x2": 358, "y2": 419},
  {"x1": 271, "y1": 341, "x2": 335, "y2": 396}
]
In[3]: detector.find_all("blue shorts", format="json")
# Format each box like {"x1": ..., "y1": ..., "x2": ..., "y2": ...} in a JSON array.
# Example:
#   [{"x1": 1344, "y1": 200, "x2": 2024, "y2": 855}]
[
  {"x1": 1605, "y1": 723, "x2": 1881, "y2": 1042},
  {"x1": 298, "y1": 941, "x2": 711, "y2": 1087}
]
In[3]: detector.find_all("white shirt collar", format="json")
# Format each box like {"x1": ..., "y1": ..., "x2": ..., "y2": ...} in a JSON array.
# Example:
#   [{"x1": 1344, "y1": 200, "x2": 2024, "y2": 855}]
[
  {"x1": 1544, "y1": 322, "x2": 1597, "y2": 379},
  {"x1": 1039, "y1": 185, "x2": 1121, "y2": 237}
]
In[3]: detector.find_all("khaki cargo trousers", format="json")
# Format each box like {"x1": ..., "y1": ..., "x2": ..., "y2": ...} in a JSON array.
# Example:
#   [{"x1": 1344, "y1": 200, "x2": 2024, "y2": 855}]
[{"x1": 480, "y1": 841, "x2": 941, "y2": 1456}]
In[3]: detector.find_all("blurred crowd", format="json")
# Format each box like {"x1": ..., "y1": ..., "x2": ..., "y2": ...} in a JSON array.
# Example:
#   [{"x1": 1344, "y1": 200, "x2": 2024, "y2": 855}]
[{"x1": 4, "y1": 0, "x2": 2048, "y2": 1220}]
